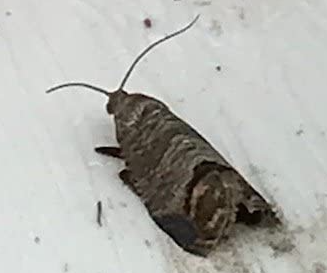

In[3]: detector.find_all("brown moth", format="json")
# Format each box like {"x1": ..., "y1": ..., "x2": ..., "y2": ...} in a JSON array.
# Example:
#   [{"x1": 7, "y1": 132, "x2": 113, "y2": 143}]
[{"x1": 45, "y1": 15, "x2": 277, "y2": 256}]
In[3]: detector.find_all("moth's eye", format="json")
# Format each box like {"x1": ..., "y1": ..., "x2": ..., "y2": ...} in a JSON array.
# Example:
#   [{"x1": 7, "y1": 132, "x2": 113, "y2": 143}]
[{"x1": 106, "y1": 102, "x2": 114, "y2": 114}]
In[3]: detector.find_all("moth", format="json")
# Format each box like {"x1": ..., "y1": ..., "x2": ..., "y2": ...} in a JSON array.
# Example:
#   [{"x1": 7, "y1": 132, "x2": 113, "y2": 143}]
[{"x1": 46, "y1": 15, "x2": 277, "y2": 256}]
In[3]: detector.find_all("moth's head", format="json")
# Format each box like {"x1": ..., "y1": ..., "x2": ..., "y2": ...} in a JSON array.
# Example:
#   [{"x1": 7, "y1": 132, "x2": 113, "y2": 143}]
[
  {"x1": 106, "y1": 89, "x2": 129, "y2": 115},
  {"x1": 45, "y1": 83, "x2": 130, "y2": 116}
]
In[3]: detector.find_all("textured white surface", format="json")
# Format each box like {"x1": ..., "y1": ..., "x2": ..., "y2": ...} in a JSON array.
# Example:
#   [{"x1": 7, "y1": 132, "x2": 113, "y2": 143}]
[{"x1": 1, "y1": 0, "x2": 327, "y2": 272}]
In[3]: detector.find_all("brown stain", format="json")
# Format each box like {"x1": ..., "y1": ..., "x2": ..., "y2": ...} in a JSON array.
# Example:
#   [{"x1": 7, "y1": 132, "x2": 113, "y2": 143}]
[
  {"x1": 143, "y1": 18, "x2": 152, "y2": 28},
  {"x1": 313, "y1": 262, "x2": 327, "y2": 273}
]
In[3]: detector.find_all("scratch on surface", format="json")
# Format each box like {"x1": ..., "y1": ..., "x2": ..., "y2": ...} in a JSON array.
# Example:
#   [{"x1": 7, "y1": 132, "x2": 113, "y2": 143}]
[
  {"x1": 63, "y1": 263, "x2": 69, "y2": 272},
  {"x1": 193, "y1": 1, "x2": 211, "y2": 6}
]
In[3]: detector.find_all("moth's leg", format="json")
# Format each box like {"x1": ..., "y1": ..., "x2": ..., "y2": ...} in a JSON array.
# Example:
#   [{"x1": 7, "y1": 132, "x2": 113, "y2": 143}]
[
  {"x1": 94, "y1": 146, "x2": 122, "y2": 159},
  {"x1": 119, "y1": 169, "x2": 133, "y2": 184},
  {"x1": 118, "y1": 169, "x2": 141, "y2": 195}
]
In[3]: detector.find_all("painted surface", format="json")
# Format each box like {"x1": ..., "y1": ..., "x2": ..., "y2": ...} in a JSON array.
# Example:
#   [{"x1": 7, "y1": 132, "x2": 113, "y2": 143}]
[{"x1": 0, "y1": 0, "x2": 326, "y2": 272}]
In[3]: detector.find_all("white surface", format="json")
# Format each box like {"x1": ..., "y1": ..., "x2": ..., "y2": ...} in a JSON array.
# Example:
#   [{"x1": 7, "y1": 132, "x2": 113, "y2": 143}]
[{"x1": 0, "y1": 0, "x2": 327, "y2": 272}]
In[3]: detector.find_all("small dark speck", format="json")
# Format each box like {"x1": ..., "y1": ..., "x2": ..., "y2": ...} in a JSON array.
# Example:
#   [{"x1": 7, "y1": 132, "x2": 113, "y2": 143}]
[
  {"x1": 144, "y1": 239, "x2": 152, "y2": 247},
  {"x1": 5, "y1": 11, "x2": 12, "y2": 16},
  {"x1": 63, "y1": 263, "x2": 69, "y2": 272},
  {"x1": 296, "y1": 129, "x2": 304, "y2": 136},
  {"x1": 216, "y1": 65, "x2": 221, "y2": 71},
  {"x1": 143, "y1": 18, "x2": 152, "y2": 28},
  {"x1": 34, "y1": 236, "x2": 40, "y2": 244},
  {"x1": 239, "y1": 8, "x2": 245, "y2": 20},
  {"x1": 119, "y1": 202, "x2": 128, "y2": 208}
]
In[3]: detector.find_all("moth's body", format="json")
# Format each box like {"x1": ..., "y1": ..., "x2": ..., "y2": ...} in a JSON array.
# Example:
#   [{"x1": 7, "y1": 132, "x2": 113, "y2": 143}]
[
  {"x1": 101, "y1": 90, "x2": 271, "y2": 256},
  {"x1": 46, "y1": 15, "x2": 276, "y2": 257}
]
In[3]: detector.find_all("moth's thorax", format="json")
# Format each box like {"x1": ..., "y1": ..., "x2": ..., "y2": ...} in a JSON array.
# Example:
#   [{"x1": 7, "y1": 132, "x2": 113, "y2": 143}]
[{"x1": 112, "y1": 92, "x2": 168, "y2": 143}]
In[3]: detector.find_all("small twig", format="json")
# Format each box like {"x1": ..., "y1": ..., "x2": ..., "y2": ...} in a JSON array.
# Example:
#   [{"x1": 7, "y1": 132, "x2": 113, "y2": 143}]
[{"x1": 96, "y1": 201, "x2": 102, "y2": 227}]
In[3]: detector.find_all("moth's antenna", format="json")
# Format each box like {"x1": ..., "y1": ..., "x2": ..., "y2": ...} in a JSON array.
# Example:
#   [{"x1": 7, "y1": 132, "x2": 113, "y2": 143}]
[
  {"x1": 45, "y1": 82, "x2": 111, "y2": 96},
  {"x1": 45, "y1": 15, "x2": 200, "y2": 96},
  {"x1": 118, "y1": 14, "x2": 200, "y2": 91}
]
